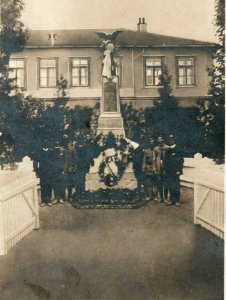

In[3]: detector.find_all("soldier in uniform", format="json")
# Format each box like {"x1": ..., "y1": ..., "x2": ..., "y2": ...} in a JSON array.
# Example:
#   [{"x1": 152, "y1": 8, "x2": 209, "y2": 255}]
[
  {"x1": 52, "y1": 142, "x2": 65, "y2": 204},
  {"x1": 35, "y1": 143, "x2": 54, "y2": 207},
  {"x1": 165, "y1": 135, "x2": 184, "y2": 207},
  {"x1": 64, "y1": 139, "x2": 78, "y2": 202},
  {"x1": 142, "y1": 138, "x2": 157, "y2": 201}
]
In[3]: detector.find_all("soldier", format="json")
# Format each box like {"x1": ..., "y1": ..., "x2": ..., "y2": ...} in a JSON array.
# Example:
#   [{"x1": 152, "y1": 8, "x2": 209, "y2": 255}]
[
  {"x1": 154, "y1": 135, "x2": 169, "y2": 203},
  {"x1": 142, "y1": 138, "x2": 157, "y2": 201},
  {"x1": 52, "y1": 142, "x2": 65, "y2": 204},
  {"x1": 165, "y1": 135, "x2": 184, "y2": 207},
  {"x1": 35, "y1": 142, "x2": 54, "y2": 207},
  {"x1": 64, "y1": 139, "x2": 78, "y2": 202}
]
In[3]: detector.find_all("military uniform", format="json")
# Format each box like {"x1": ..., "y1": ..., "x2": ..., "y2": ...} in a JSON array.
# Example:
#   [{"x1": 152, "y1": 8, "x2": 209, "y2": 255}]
[
  {"x1": 142, "y1": 148, "x2": 157, "y2": 200},
  {"x1": 164, "y1": 146, "x2": 184, "y2": 205}
]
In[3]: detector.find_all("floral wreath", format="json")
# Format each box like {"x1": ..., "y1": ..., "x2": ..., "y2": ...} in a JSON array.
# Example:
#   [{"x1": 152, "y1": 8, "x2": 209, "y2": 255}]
[{"x1": 97, "y1": 136, "x2": 134, "y2": 187}]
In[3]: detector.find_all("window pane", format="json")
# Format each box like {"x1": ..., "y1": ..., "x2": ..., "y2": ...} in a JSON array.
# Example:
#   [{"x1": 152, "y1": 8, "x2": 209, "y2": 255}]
[
  {"x1": 72, "y1": 59, "x2": 80, "y2": 67},
  {"x1": 154, "y1": 59, "x2": 161, "y2": 66},
  {"x1": 72, "y1": 77, "x2": 79, "y2": 86},
  {"x1": 48, "y1": 68, "x2": 56, "y2": 77},
  {"x1": 8, "y1": 69, "x2": 16, "y2": 78},
  {"x1": 146, "y1": 76, "x2": 153, "y2": 85},
  {"x1": 48, "y1": 77, "x2": 56, "y2": 86},
  {"x1": 80, "y1": 67, "x2": 87, "y2": 76},
  {"x1": 72, "y1": 68, "x2": 79, "y2": 76},
  {"x1": 17, "y1": 69, "x2": 24, "y2": 79},
  {"x1": 187, "y1": 68, "x2": 193, "y2": 76},
  {"x1": 80, "y1": 59, "x2": 88, "y2": 65},
  {"x1": 187, "y1": 76, "x2": 193, "y2": 85},
  {"x1": 40, "y1": 77, "x2": 48, "y2": 87},
  {"x1": 155, "y1": 68, "x2": 162, "y2": 85},
  {"x1": 40, "y1": 60, "x2": 48, "y2": 67},
  {"x1": 146, "y1": 68, "x2": 153, "y2": 76},
  {"x1": 17, "y1": 78, "x2": 24, "y2": 87},
  {"x1": 146, "y1": 59, "x2": 154, "y2": 66},
  {"x1": 179, "y1": 76, "x2": 185, "y2": 85},
  {"x1": 178, "y1": 59, "x2": 185, "y2": 66},
  {"x1": 9, "y1": 60, "x2": 17, "y2": 68},
  {"x1": 179, "y1": 68, "x2": 185, "y2": 76},
  {"x1": 81, "y1": 76, "x2": 88, "y2": 85},
  {"x1": 40, "y1": 69, "x2": 47, "y2": 78},
  {"x1": 186, "y1": 59, "x2": 193, "y2": 65}
]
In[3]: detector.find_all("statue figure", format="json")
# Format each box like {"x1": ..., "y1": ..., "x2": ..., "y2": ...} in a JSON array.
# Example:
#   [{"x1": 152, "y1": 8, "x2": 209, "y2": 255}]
[{"x1": 95, "y1": 31, "x2": 123, "y2": 80}]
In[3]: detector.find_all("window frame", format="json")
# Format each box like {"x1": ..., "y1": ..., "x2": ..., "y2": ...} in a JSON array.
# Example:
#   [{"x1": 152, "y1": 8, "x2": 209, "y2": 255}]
[
  {"x1": 143, "y1": 56, "x2": 164, "y2": 87},
  {"x1": 8, "y1": 57, "x2": 27, "y2": 89},
  {"x1": 69, "y1": 57, "x2": 90, "y2": 87},
  {"x1": 176, "y1": 56, "x2": 196, "y2": 87},
  {"x1": 38, "y1": 57, "x2": 59, "y2": 88}
]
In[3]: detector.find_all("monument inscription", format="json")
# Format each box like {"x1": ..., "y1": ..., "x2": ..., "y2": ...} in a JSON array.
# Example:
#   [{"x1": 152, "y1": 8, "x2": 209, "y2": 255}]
[{"x1": 104, "y1": 81, "x2": 117, "y2": 112}]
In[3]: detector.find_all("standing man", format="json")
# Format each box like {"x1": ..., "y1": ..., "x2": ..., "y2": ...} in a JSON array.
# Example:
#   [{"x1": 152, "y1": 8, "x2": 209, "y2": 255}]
[
  {"x1": 35, "y1": 142, "x2": 54, "y2": 207},
  {"x1": 154, "y1": 135, "x2": 169, "y2": 203},
  {"x1": 64, "y1": 139, "x2": 78, "y2": 202},
  {"x1": 165, "y1": 135, "x2": 184, "y2": 207},
  {"x1": 52, "y1": 142, "x2": 65, "y2": 204},
  {"x1": 142, "y1": 138, "x2": 157, "y2": 201}
]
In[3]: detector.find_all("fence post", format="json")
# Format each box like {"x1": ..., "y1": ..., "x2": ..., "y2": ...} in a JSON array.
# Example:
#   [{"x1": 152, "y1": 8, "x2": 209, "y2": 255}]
[
  {"x1": 0, "y1": 200, "x2": 6, "y2": 255},
  {"x1": 34, "y1": 185, "x2": 40, "y2": 229},
  {"x1": 193, "y1": 153, "x2": 202, "y2": 225}
]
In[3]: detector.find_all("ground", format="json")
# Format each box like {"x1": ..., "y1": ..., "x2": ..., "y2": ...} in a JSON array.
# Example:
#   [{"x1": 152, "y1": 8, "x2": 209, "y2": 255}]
[{"x1": 0, "y1": 187, "x2": 224, "y2": 300}]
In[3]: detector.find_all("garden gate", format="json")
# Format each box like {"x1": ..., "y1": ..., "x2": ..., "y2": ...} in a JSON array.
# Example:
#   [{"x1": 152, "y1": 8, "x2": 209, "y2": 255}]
[{"x1": 194, "y1": 166, "x2": 224, "y2": 239}]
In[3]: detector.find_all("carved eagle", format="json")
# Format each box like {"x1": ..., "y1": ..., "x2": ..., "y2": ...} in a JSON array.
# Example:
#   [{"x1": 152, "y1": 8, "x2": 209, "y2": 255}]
[{"x1": 95, "y1": 30, "x2": 123, "y2": 42}]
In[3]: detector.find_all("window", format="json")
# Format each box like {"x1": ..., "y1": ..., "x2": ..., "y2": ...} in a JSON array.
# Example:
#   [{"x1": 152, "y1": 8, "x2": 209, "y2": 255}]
[
  {"x1": 39, "y1": 58, "x2": 57, "y2": 87},
  {"x1": 114, "y1": 56, "x2": 122, "y2": 86},
  {"x1": 177, "y1": 57, "x2": 195, "y2": 86},
  {"x1": 144, "y1": 57, "x2": 162, "y2": 86},
  {"x1": 70, "y1": 58, "x2": 90, "y2": 87},
  {"x1": 8, "y1": 58, "x2": 25, "y2": 88}
]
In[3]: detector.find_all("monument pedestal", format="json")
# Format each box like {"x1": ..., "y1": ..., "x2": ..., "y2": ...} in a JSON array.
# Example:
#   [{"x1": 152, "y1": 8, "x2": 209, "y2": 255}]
[
  {"x1": 97, "y1": 78, "x2": 125, "y2": 136},
  {"x1": 97, "y1": 113, "x2": 125, "y2": 136}
]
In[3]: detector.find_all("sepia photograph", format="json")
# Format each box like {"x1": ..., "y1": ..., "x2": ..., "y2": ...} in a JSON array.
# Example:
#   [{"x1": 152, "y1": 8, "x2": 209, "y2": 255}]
[{"x1": 0, "y1": 0, "x2": 224, "y2": 299}]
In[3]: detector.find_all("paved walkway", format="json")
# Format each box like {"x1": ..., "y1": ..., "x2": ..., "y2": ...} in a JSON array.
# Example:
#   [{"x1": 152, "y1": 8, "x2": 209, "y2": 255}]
[{"x1": 0, "y1": 187, "x2": 224, "y2": 300}]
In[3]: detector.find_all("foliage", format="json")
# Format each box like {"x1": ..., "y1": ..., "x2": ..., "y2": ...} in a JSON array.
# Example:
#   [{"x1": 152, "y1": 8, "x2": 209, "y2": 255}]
[
  {"x1": 121, "y1": 103, "x2": 145, "y2": 146},
  {"x1": 147, "y1": 65, "x2": 204, "y2": 155},
  {"x1": 197, "y1": 0, "x2": 225, "y2": 161},
  {"x1": 0, "y1": 0, "x2": 28, "y2": 78},
  {"x1": 0, "y1": 0, "x2": 28, "y2": 166},
  {"x1": 72, "y1": 188, "x2": 145, "y2": 209},
  {"x1": 149, "y1": 64, "x2": 179, "y2": 138}
]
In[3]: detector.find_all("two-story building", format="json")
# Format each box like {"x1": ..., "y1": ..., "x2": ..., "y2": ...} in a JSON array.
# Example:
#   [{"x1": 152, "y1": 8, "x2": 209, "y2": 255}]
[{"x1": 9, "y1": 18, "x2": 215, "y2": 109}]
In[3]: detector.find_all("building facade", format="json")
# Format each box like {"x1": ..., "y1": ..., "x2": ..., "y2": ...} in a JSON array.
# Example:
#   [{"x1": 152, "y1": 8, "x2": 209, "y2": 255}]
[{"x1": 9, "y1": 19, "x2": 215, "y2": 109}]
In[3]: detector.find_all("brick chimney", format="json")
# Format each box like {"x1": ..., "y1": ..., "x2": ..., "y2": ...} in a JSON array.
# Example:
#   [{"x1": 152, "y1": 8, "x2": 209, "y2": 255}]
[{"x1": 137, "y1": 17, "x2": 147, "y2": 32}]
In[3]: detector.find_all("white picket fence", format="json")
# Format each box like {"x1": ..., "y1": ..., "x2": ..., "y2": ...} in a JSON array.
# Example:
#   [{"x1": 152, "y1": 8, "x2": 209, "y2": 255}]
[
  {"x1": 194, "y1": 165, "x2": 224, "y2": 239},
  {"x1": 0, "y1": 157, "x2": 40, "y2": 255}
]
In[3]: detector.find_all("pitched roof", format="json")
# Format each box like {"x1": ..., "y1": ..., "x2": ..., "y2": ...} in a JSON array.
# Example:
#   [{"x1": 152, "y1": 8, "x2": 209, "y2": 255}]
[{"x1": 26, "y1": 29, "x2": 215, "y2": 48}]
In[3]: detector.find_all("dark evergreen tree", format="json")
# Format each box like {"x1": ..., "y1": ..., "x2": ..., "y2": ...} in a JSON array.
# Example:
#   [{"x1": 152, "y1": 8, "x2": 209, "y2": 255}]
[
  {"x1": 0, "y1": 0, "x2": 28, "y2": 166},
  {"x1": 147, "y1": 64, "x2": 178, "y2": 140},
  {"x1": 146, "y1": 65, "x2": 203, "y2": 155},
  {"x1": 197, "y1": 0, "x2": 225, "y2": 161}
]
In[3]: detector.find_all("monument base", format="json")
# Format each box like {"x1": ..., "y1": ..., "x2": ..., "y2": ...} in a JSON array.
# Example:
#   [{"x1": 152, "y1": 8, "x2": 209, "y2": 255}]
[
  {"x1": 85, "y1": 152, "x2": 137, "y2": 191},
  {"x1": 97, "y1": 113, "x2": 125, "y2": 136}
]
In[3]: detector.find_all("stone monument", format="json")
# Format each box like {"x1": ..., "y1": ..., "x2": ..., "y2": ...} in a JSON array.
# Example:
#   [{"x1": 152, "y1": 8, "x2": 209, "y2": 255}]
[
  {"x1": 95, "y1": 31, "x2": 125, "y2": 136},
  {"x1": 85, "y1": 31, "x2": 137, "y2": 192}
]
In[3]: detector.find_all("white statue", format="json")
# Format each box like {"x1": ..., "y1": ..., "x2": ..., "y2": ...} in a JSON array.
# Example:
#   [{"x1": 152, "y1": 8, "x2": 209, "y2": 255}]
[{"x1": 95, "y1": 31, "x2": 123, "y2": 80}]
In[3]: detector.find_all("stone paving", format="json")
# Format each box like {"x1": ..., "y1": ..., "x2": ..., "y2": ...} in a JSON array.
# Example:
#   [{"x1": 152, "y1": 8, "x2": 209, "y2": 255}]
[{"x1": 0, "y1": 187, "x2": 224, "y2": 300}]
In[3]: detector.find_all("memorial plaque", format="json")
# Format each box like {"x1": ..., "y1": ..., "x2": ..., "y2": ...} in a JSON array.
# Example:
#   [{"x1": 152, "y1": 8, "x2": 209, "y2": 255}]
[{"x1": 104, "y1": 82, "x2": 117, "y2": 112}]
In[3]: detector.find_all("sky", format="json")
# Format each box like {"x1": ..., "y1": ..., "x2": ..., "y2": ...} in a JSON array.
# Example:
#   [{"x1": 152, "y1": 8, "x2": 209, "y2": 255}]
[{"x1": 21, "y1": 0, "x2": 217, "y2": 42}]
